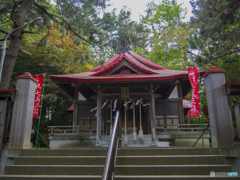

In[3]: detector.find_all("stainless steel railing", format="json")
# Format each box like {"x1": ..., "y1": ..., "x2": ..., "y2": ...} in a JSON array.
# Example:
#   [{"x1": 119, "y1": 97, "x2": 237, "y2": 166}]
[{"x1": 102, "y1": 110, "x2": 121, "y2": 180}]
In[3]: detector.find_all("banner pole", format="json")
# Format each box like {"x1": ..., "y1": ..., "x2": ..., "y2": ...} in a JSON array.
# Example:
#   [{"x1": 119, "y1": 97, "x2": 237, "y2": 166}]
[
  {"x1": 35, "y1": 73, "x2": 46, "y2": 149},
  {"x1": 198, "y1": 68, "x2": 204, "y2": 148}
]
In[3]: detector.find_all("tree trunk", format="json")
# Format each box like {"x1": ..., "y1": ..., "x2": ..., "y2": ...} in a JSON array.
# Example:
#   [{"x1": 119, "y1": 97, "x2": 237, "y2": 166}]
[{"x1": 0, "y1": 0, "x2": 34, "y2": 89}]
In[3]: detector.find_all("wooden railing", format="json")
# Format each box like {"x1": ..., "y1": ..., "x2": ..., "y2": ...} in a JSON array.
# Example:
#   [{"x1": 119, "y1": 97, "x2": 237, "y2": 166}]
[
  {"x1": 156, "y1": 124, "x2": 209, "y2": 132},
  {"x1": 48, "y1": 125, "x2": 99, "y2": 135}
]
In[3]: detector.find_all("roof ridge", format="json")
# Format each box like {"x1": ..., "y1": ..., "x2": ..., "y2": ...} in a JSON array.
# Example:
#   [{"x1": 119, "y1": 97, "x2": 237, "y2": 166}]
[
  {"x1": 124, "y1": 53, "x2": 157, "y2": 74},
  {"x1": 130, "y1": 51, "x2": 166, "y2": 70}
]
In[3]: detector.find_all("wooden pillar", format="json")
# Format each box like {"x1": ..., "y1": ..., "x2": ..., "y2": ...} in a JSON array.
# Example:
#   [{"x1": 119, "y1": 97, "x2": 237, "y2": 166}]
[
  {"x1": 204, "y1": 66, "x2": 234, "y2": 147},
  {"x1": 132, "y1": 100, "x2": 137, "y2": 141},
  {"x1": 96, "y1": 87, "x2": 102, "y2": 146},
  {"x1": 234, "y1": 102, "x2": 240, "y2": 139},
  {"x1": 72, "y1": 88, "x2": 78, "y2": 130},
  {"x1": 177, "y1": 83, "x2": 185, "y2": 124},
  {"x1": 150, "y1": 84, "x2": 157, "y2": 146}
]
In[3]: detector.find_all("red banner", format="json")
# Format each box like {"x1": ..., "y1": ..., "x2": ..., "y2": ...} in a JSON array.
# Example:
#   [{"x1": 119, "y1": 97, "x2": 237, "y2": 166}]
[
  {"x1": 188, "y1": 68, "x2": 200, "y2": 116},
  {"x1": 33, "y1": 75, "x2": 44, "y2": 119}
]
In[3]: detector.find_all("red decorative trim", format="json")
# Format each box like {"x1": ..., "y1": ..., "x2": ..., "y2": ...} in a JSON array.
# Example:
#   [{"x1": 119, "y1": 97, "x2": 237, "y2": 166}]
[
  {"x1": 104, "y1": 54, "x2": 119, "y2": 66},
  {"x1": 93, "y1": 54, "x2": 122, "y2": 76},
  {"x1": 0, "y1": 89, "x2": 17, "y2": 93},
  {"x1": 15, "y1": 72, "x2": 38, "y2": 83},
  {"x1": 68, "y1": 74, "x2": 186, "y2": 82},
  {"x1": 203, "y1": 66, "x2": 225, "y2": 78}
]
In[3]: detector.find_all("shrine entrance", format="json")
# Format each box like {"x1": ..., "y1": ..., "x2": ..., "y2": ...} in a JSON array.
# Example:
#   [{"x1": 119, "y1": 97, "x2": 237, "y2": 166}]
[{"x1": 102, "y1": 99, "x2": 150, "y2": 136}]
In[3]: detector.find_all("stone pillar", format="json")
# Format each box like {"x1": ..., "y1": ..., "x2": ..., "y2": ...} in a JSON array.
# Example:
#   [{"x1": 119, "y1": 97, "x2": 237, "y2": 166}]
[
  {"x1": 9, "y1": 72, "x2": 37, "y2": 149},
  {"x1": 177, "y1": 83, "x2": 185, "y2": 124},
  {"x1": 234, "y1": 102, "x2": 240, "y2": 139},
  {"x1": 150, "y1": 84, "x2": 157, "y2": 146},
  {"x1": 96, "y1": 87, "x2": 102, "y2": 146},
  {"x1": 204, "y1": 66, "x2": 234, "y2": 147}
]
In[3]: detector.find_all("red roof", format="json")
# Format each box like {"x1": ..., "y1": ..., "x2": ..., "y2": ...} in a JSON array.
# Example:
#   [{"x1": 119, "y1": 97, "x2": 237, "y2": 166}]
[
  {"x1": 50, "y1": 50, "x2": 204, "y2": 82},
  {"x1": 66, "y1": 103, "x2": 74, "y2": 112}
]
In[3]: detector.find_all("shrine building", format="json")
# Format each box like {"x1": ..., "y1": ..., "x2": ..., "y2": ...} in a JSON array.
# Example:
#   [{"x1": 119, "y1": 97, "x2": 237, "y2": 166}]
[{"x1": 49, "y1": 42, "x2": 207, "y2": 148}]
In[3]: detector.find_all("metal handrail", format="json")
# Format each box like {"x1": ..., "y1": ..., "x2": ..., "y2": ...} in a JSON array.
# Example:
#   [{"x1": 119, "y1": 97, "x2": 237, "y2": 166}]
[
  {"x1": 192, "y1": 108, "x2": 210, "y2": 147},
  {"x1": 32, "y1": 124, "x2": 51, "y2": 149},
  {"x1": 192, "y1": 123, "x2": 210, "y2": 147},
  {"x1": 102, "y1": 110, "x2": 121, "y2": 180}
]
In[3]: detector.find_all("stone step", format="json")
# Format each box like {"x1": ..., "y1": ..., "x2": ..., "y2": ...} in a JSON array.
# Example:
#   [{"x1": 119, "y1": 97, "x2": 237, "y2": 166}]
[
  {"x1": 117, "y1": 147, "x2": 236, "y2": 156},
  {"x1": 13, "y1": 156, "x2": 106, "y2": 165},
  {"x1": 116, "y1": 155, "x2": 226, "y2": 165},
  {"x1": 6, "y1": 148, "x2": 108, "y2": 157},
  {"x1": 12, "y1": 155, "x2": 226, "y2": 166},
  {"x1": 114, "y1": 175, "x2": 239, "y2": 179},
  {"x1": 0, "y1": 175, "x2": 101, "y2": 180},
  {"x1": 114, "y1": 165, "x2": 233, "y2": 175},
  {"x1": 4, "y1": 165, "x2": 104, "y2": 175},
  {"x1": 0, "y1": 175, "x2": 239, "y2": 180}
]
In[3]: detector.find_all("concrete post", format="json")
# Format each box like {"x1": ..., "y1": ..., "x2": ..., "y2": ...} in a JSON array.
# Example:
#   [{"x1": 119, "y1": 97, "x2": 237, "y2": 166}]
[
  {"x1": 9, "y1": 72, "x2": 37, "y2": 149},
  {"x1": 150, "y1": 84, "x2": 157, "y2": 146},
  {"x1": 96, "y1": 87, "x2": 102, "y2": 146},
  {"x1": 233, "y1": 102, "x2": 240, "y2": 139},
  {"x1": 204, "y1": 66, "x2": 234, "y2": 147}
]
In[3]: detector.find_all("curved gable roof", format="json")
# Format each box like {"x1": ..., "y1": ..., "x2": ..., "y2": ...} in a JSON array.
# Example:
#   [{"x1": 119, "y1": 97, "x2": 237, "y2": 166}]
[{"x1": 93, "y1": 51, "x2": 158, "y2": 76}]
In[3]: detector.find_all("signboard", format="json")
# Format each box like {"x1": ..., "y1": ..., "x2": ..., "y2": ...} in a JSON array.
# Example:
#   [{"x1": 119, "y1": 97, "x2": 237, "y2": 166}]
[
  {"x1": 188, "y1": 68, "x2": 200, "y2": 116},
  {"x1": 33, "y1": 75, "x2": 44, "y2": 119}
]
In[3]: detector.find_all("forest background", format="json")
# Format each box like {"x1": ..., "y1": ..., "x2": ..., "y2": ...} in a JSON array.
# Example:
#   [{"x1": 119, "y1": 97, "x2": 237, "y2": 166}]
[{"x1": 0, "y1": 0, "x2": 240, "y2": 147}]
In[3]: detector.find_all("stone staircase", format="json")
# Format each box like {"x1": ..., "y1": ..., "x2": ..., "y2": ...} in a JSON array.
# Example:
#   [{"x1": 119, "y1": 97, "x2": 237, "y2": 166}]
[
  {"x1": 0, "y1": 148, "x2": 239, "y2": 179},
  {"x1": 0, "y1": 148, "x2": 107, "y2": 180},
  {"x1": 115, "y1": 148, "x2": 238, "y2": 179}
]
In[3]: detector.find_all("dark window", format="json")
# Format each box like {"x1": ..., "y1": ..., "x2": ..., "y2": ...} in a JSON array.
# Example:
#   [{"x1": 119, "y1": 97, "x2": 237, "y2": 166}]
[
  {"x1": 78, "y1": 103, "x2": 97, "y2": 117},
  {"x1": 155, "y1": 102, "x2": 164, "y2": 115},
  {"x1": 165, "y1": 103, "x2": 178, "y2": 115},
  {"x1": 155, "y1": 102, "x2": 178, "y2": 116}
]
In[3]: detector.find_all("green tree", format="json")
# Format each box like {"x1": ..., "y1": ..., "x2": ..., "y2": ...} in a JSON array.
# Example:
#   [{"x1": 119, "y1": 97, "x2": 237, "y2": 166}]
[
  {"x1": 0, "y1": 0, "x2": 108, "y2": 89},
  {"x1": 188, "y1": 0, "x2": 240, "y2": 64},
  {"x1": 144, "y1": 0, "x2": 190, "y2": 69}
]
